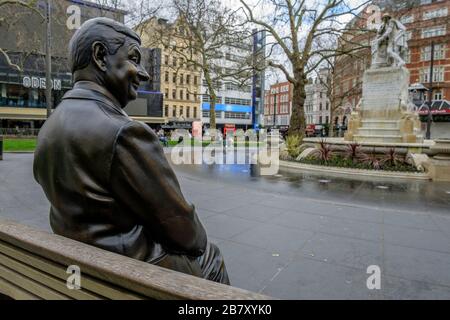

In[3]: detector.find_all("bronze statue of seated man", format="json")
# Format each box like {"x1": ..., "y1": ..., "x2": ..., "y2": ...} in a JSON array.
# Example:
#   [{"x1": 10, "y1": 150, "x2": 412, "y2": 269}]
[{"x1": 33, "y1": 17, "x2": 229, "y2": 284}]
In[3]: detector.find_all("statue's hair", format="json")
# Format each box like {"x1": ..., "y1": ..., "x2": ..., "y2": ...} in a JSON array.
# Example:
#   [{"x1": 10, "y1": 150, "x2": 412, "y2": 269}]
[{"x1": 69, "y1": 17, "x2": 141, "y2": 73}]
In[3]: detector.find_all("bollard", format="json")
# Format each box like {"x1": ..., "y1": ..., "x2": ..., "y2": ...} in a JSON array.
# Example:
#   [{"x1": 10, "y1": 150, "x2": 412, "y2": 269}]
[{"x1": 0, "y1": 136, "x2": 3, "y2": 160}]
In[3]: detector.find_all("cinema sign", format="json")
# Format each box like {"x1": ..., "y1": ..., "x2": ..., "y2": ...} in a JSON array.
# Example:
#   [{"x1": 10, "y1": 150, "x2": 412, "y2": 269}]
[{"x1": 22, "y1": 76, "x2": 62, "y2": 91}]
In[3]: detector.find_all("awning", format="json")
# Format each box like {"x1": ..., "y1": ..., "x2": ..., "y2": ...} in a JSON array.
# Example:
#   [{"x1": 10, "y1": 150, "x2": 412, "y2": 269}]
[
  {"x1": 0, "y1": 107, "x2": 167, "y2": 123},
  {"x1": 417, "y1": 100, "x2": 450, "y2": 115}
]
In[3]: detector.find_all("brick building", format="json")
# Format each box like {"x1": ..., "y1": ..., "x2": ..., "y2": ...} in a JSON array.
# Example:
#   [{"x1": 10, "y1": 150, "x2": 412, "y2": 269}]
[
  {"x1": 333, "y1": 0, "x2": 450, "y2": 130},
  {"x1": 263, "y1": 82, "x2": 293, "y2": 130}
]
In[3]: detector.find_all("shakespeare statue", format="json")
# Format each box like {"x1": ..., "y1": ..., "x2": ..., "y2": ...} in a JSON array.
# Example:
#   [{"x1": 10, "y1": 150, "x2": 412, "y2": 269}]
[
  {"x1": 371, "y1": 13, "x2": 408, "y2": 68},
  {"x1": 33, "y1": 18, "x2": 229, "y2": 284}
]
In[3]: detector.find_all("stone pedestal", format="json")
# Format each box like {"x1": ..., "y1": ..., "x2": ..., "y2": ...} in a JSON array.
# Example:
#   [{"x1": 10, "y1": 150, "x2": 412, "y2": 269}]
[
  {"x1": 345, "y1": 66, "x2": 423, "y2": 144},
  {"x1": 428, "y1": 139, "x2": 450, "y2": 182}
]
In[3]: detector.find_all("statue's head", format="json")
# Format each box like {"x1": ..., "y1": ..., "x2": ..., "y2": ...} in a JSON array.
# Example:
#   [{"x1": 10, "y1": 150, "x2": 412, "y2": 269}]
[
  {"x1": 69, "y1": 17, "x2": 150, "y2": 107},
  {"x1": 382, "y1": 13, "x2": 392, "y2": 22}
]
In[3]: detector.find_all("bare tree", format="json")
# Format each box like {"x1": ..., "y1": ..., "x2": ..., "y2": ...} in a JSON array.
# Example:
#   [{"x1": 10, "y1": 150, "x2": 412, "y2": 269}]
[
  {"x1": 153, "y1": 0, "x2": 258, "y2": 131},
  {"x1": 240, "y1": 0, "x2": 371, "y2": 138},
  {"x1": 0, "y1": 0, "x2": 45, "y2": 71}
]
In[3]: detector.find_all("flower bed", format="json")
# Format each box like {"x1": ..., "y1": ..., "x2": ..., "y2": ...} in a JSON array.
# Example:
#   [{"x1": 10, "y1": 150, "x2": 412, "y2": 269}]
[
  {"x1": 282, "y1": 140, "x2": 420, "y2": 173},
  {"x1": 298, "y1": 154, "x2": 419, "y2": 172}
]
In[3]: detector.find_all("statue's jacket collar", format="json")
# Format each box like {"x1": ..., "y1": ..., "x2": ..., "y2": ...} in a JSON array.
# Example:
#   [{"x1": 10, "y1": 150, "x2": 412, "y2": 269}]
[{"x1": 62, "y1": 81, "x2": 129, "y2": 117}]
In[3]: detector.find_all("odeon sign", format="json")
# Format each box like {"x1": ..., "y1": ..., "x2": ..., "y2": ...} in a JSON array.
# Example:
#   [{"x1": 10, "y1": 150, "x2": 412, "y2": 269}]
[{"x1": 22, "y1": 76, "x2": 62, "y2": 91}]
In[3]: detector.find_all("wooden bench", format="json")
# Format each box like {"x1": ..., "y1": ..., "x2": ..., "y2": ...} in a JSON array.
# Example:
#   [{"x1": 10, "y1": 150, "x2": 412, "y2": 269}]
[{"x1": 0, "y1": 219, "x2": 272, "y2": 300}]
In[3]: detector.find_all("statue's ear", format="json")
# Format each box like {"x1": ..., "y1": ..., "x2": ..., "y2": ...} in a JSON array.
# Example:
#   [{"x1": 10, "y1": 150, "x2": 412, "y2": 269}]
[{"x1": 92, "y1": 41, "x2": 108, "y2": 72}]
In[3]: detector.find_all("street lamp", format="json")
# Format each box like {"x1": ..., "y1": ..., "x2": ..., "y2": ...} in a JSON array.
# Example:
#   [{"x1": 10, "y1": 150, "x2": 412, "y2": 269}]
[
  {"x1": 45, "y1": 0, "x2": 52, "y2": 118},
  {"x1": 426, "y1": 41, "x2": 435, "y2": 140},
  {"x1": 272, "y1": 92, "x2": 277, "y2": 131}
]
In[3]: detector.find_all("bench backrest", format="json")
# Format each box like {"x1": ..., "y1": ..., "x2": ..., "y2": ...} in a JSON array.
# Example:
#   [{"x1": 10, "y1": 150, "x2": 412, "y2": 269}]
[{"x1": 0, "y1": 219, "x2": 272, "y2": 300}]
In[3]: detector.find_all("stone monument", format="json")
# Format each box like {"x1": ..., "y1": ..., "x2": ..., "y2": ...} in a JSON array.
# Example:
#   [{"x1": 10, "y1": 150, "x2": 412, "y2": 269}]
[{"x1": 345, "y1": 13, "x2": 423, "y2": 143}]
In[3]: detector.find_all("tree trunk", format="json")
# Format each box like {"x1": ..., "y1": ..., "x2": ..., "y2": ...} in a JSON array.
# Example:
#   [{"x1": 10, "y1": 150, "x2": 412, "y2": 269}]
[
  {"x1": 329, "y1": 102, "x2": 335, "y2": 137},
  {"x1": 288, "y1": 76, "x2": 306, "y2": 137},
  {"x1": 209, "y1": 95, "x2": 216, "y2": 130}
]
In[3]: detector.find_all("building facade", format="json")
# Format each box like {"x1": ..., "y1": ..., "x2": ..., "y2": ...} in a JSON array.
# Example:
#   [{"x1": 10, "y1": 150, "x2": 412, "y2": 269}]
[
  {"x1": 0, "y1": 0, "x2": 164, "y2": 132},
  {"x1": 201, "y1": 30, "x2": 266, "y2": 132},
  {"x1": 333, "y1": 0, "x2": 450, "y2": 130},
  {"x1": 264, "y1": 82, "x2": 293, "y2": 130},
  {"x1": 304, "y1": 69, "x2": 331, "y2": 127},
  {"x1": 139, "y1": 18, "x2": 202, "y2": 130},
  {"x1": 200, "y1": 45, "x2": 253, "y2": 131}
]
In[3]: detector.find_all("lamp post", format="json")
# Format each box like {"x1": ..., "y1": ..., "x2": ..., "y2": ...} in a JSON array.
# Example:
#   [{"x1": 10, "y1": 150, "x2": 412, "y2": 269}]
[
  {"x1": 272, "y1": 91, "x2": 277, "y2": 130},
  {"x1": 426, "y1": 41, "x2": 434, "y2": 140},
  {"x1": 45, "y1": 0, "x2": 52, "y2": 119}
]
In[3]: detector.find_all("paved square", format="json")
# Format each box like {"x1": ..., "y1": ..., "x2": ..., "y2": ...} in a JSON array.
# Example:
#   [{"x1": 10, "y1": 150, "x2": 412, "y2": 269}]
[{"x1": 1, "y1": 153, "x2": 450, "y2": 299}]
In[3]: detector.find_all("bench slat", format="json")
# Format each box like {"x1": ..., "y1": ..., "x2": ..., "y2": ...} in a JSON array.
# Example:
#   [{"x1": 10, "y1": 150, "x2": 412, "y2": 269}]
[
  {"x1": 0, "y1": 252, "x2": 102, "y2": 300},
  {"x1": 0, "y1": 241, "x2": 145, "y2": 300},
  {"x1": 0, "y1": 264, "x2": 71, "y2": 300},
  {"x1": 0, "y1": 277, "x2": 40, "y2": 300},
  {"x1": 0, "y1": 219, "x2": 273, "y2": 300}
]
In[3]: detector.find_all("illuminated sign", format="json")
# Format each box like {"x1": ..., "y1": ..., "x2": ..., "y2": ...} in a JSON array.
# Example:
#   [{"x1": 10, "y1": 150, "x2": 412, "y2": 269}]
[{"x1": 22, "y1": 76, "x2": 62, "y2": 91}]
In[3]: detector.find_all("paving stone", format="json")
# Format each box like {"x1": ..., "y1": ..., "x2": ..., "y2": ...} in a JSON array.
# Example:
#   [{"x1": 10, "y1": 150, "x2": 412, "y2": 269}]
[
  {"x1": 384, "y1": 244, "x2": 450, "y2": 287},
  {"x1": 384, "y1": 211, "x2": 439, "y2": 230},
  {"x1": 383, "y1": 224, "x2": 450, "y2": 253},
  {"x1": 202, "y1": 214, "x2": 263, "y2": 240},
  {"x1": 381, "y1": 276, "x2": 450, "y2": 300},
  {"x1": 299, "y1": 233, "x2": 383, "y2": 270},
  {"x1": 231, "y1": 223, "x2": 314, "y2": 259},
  {"x1": 261, "y1": 257, "x2": 383, "y2": 300},
  {"x1": 222, "y1": 203, "x2": 285, "y2": 222}
]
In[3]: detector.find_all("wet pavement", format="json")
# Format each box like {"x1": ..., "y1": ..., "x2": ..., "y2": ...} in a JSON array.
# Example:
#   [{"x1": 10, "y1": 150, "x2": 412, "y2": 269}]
[{"x1": 1, "y1": 152, "x2": 450, "y2": 299}]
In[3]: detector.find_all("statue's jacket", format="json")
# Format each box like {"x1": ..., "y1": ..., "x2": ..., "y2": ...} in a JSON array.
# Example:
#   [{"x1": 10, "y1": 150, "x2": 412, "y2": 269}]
[{"x1": 33, "y1": 82, "x2": 207, "y2": 263}]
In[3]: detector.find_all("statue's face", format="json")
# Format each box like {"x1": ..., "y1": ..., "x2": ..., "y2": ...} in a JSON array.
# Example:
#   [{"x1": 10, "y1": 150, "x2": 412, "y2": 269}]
[{"x1": 104, "y1": 38, "x2": 150, "y2": 107}]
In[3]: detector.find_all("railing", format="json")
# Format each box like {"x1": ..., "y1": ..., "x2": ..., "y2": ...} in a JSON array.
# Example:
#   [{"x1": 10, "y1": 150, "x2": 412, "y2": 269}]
[{"x1": 0, "y1": 128, "x2": 40, "y2": 137}]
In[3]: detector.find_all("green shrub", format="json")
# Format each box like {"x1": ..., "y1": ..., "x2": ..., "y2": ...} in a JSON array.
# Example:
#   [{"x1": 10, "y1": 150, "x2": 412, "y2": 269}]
[{"x1": 286, "y1": 134, "x2": 303, "y2": 159}]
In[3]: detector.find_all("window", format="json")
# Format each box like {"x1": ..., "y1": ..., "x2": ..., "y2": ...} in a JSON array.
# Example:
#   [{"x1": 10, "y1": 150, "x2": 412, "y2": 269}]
[
  {"x1": 180, "y1": 89, "x2": 183, "y2": 100},
  {"x1": 224, "y1": 97, "x2": 252, "y2": 106},
  {"x1": 164, "y1": 88, "x2": 168, "y2": 99},
  {"x1": 423, "y1": 8, "x2": 447, "y2": 20},
  {"x1": 165, "y1": 55, "x2": 169, "y2": 65},
  {"x1": 319, "y1": 116, "x2": 323, "y2": 124},
  {"x1": 187, "y1": 107, "x2": 190, "y2": 118},
  {"x1": 164, "y1": 105, "x2": 168, "y2": 116},
  {"x1": 194, "y1": 76, "x2": 198, "y2": 85},
  {"x1": 172, "y1": 73, "x2": 177, "y2": 84},
  {"x1": 422, "y1": 26, "x2": 446, "y2": 38},
  {"x1": 172, "y1": 106, "x2": 177, "y2": 117},
  {"x1": 420, "y1": 66, "x2": 445, "y2": 82},
  {"x1": 173, "y1": 57, "x2": 177, "y2": 67},
  {"x1": 405, "y1": 48, "x2": 411, "y2": 63},
  {"x1": 400, "y1": 15, "x2": 414, "y2": 24},
  {"x1": 202, "y1": 95, "x2": 221, "y2": 103},
  {"x1": 326, "y1": 116, "x2": 329, "y2": 124},
  {"x1": 165, "y1": 71, "x2": 169, "y2": 82},
  {"x1": 186, "y1": 92, "x2": 190, "y2": 101},
  {"x1": 421, "y1": 44, "x2": 446, "y2": 61},
  {"x1": 186, "y1": 75, "x2": 191, "y2": 84},
  {"x1": 172, "y1": 89, "x2": 176, "y2": 99},
  {"x1": 405, "y1": 31, "x2": 412, "y2": 41},
  {"x1": 434, "y1": 90, "x2": 443, "y2": 100},
  {"x1": 193, "y1": 107, "x2": 197, "y2": 118},
  {"x1": 224, "y1": 112, "x2": 251, "y2": 119},
  {"x1": 180, "y1": 106, "x2": 184, "y2": 116},
  {"x1": 180, "y1": 74, "x2": 184, "y2": 85}
]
